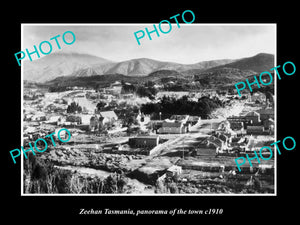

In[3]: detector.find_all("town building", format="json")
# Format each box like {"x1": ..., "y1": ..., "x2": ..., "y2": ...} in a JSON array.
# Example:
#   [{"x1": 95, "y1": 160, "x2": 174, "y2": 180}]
[
  {"x1": 263, "y1": 118, "x2": 274, "y2": 134},
  {"x1": 245, "y1": 111, "x2": 261, "y2": 125},
  {"x1": 246, "y1": 125, "x2": 265, "y2": 135},
  {"x1": 169, "y1": 115, "x2": 189, "y2": 123},
  {"x1": 229, "y1": 121, "x2": 244, "y2": 130},
  {"x1": 80, "y1": 114, "x2": 95, "y2": 125},
  {"x1": 256, "y1": 108, "x2": 274, "y2": 121},
  {"x1": 104, "y1": 81, "x2": 122, "y2": 95},
  {"x1": 187, "y1": 116, "x2": 201, "y2": 126},
  {"x1": 158, "y1": 121, "x2": 188, "y2": 134},
  {"x1": 31, "y1": 112, "x2": 47, "y2": 122},
  {"x1": 206, "y1": 135, "x2": 229, "y2": 155},
  {"x1": 45, "y1": 116, "x2": 62, "y2": 125},
  {"x1": 128, "y1": 135, "x2": 160, "y2": 148},
  {"x1": 99, "y1": 111, "x2": 118, "y2": 125}
]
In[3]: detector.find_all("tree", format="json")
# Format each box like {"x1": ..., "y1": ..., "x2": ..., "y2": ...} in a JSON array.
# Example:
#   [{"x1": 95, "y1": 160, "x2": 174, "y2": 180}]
[
  {"x1": 141, "y1": 95, "x2": 223, "y2": 118},
  {"x1": 121, "y1": 82, "x2": 136, "y2": 94},
  {"x1": 168, "y1": 182, "x2": 179, "y2": 193},
  {"x1": 103, "y1": 175, "x2": 118, "y2": 193},
  {"x1": 67, "y1": 102, "x2": 82, "y2": 113},
  {"x1": 136, "y1": 86, "x2": 157, "y2": 99},
  {"x1": 96, "y1": 101, "x2": 106, "y2": 111},
  {"x1": 155, "y1": 179, "x2": 166, "y2": 193}
]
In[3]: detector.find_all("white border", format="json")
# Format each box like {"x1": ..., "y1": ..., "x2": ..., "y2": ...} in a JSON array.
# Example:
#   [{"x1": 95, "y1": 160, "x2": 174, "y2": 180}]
[{"x1": 21, "y1": 23, "x2": 277, "y2": 196}]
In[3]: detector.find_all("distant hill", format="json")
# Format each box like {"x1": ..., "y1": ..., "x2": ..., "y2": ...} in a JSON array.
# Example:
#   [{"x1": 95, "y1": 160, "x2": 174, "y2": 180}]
[
  {"x1": 44, "y1": 70, "x2": 188, "y2": 88},
  {"x1": 69, "y1": 58, "x2": 235, "y2": 77},
  {"x1": 27, "y1": 52, "x2": 275, "y2": 91},
  {"x1": 23, "y1": 52, "x2": 115, "y2": 82},
  {"x1": 24, "y1": 53, "x2": 235, "y2": 82},
  {"x1": 206, "y1": 53, "x2": 274, "y2": 74},
  {"x1": 147, "y1": 70, "x2": 182, "y2": 78},
  {"x1": 191, "y1": 53, "x2": 275, "y2": 88},
  {"x1": 45, "y1": 74, "x2": 140, "y2": 89},
  {"x1": 194, "y1": 67, "x2": 257, "y2": 88},
  {"x1": 104, "y1": 58, "x2": 172, "y2": 76}
]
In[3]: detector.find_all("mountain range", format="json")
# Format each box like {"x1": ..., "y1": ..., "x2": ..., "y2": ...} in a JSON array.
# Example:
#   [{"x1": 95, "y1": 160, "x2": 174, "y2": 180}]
[
  {"x1": 23, "y1": 53, "x2": 113, "y2": 82},
  {"x1": 23, "y1": 52, "x2": 274, "y2": 84}
]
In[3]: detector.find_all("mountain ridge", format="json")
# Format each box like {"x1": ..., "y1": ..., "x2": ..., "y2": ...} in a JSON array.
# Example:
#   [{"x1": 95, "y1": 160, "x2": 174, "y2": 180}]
[
  {"x1": 206, "y1": 53, "x2": 274, "y2": 74},
  {"x1": 24, "y1": 52, "x2": 274, "y2": 83},
  {"x1": 23, "y1": 53, "x2": 237, "y2": 82}
]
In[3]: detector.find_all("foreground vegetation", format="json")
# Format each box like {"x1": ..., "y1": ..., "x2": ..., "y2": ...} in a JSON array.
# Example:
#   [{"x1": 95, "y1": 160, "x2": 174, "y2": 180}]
[{"x1": 24, "y1": 154, "x2": 130, "y2": 194}]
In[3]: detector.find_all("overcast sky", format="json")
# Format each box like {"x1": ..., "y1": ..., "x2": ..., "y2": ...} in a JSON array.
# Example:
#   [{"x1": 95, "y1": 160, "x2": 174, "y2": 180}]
[{"x1": 22, "y1": 24, "x2": 276, "y2": 64}]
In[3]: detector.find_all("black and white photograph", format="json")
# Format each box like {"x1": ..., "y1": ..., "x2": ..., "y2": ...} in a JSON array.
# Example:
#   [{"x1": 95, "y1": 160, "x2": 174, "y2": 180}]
[
  {"x1": 3, "y1": 3, "x2": 299, "y2": 222},
  {"x1": 21, "y1": 24, "x2": 276, "y2": 195}
]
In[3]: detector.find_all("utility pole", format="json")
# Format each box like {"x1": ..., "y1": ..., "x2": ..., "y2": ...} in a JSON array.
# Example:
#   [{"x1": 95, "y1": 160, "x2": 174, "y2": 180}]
[{"x1": 182, "y1": 139, "x2": 185, "y2": 160}]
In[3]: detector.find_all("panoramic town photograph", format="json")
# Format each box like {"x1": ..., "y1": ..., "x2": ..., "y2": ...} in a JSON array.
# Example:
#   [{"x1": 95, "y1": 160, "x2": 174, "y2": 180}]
[{"x1": 22, "y1": 24, "x2": 276, "y2": 195}]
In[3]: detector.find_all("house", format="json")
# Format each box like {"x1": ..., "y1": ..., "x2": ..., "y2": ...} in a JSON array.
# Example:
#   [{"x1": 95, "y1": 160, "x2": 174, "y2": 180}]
[
  {"x1": 218, "y1": 120, "x2": 230, "y2": 130},
  {"x1": 99, "y1": 111, "x2": 118, "y2": 125},
  {"x1": 227, "y1": 116, "x2": 247, "y2": 123},
  {"x1": 263, "y1": 118, "x2": 274, "y2": 134},
  {"x1": 263, "y1": 118, "x2": 274, "y2": 129},
  {"x1": 128, "y1": 135, "x2": 160, "y2": 148},
  {"x1": 24, "y1": 126, "x2": 38, "y2": 134},
  {"x1": 245, "y1": 111, "x2": 261, "y2": 125},
  {"x1": 207, "y1": 136, "x2": 226, "y2": 150},
  {"x1": 105, "y1": 81, "x2": 122, "y2": 95},
  {"x1": 80, "y1": 114, "x2": 94, "y2": 125},
  {"x1": 246, "y1": 126, "x2": 264, "y2": 135},
  {"x1": 158, "y1": 121, "x2": 187, "y2": 134},
  {"x1": 229, "y1": 121, "x2": 244, "y2": 130},
  {"x1": 166, "y1": 165, "x2": 182, "y2": 177},
  {"x1": 150, "y1": 120, "x2": 164, "y2": 132},
  {"x1": 169, "y1": 115, "x2": 189, "y2": 123},
  {"x1": 45, "y1": 116, "x2": 62, "y2": 125},
  {"x1": 31, "y1": 113, "x2": 47, "y2": 122},
  {"x1": 24, "y1": 113, "x2": 34, "y2": 121},
  {"x1": 256, "y1": 108, "x2": 274, "y2": 121},
  {"x1": 121, "y1": 93, "x2": 134, "y2": 99},
  {"x1": 187, "y1": 116, "x2": 201, "y2": 126}
]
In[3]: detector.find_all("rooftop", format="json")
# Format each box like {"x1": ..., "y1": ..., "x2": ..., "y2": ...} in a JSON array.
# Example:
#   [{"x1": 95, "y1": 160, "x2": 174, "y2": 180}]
[
  {"x1": 245, "y1": 111, "x2": 260, "y2": 117},
  {"x1": 256, "y1": 108, "x2": 274, "y2": 115},
  {"x1": 99, "y1": 111, "x2": 118, "y2": 119},
  {"x1": 130, "y1": 135, "x2": 159, "y2": 140},
  {"x1": 162, "y1": 121, "x2": 183, "y2": 127}
]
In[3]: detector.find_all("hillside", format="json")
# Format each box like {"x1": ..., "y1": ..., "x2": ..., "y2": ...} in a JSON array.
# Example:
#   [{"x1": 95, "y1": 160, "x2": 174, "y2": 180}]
[
  {"x1": 44, "y1": 69, "x2": 189, "y2": 88},
  {"x1": 27, "y1": 52, "x2": 275, "y2": 91},
  {"x1": 23, "y1": 53, "x2": 235, "y2": 82},
  {"x1": 206, "y1": 53, "x2": 274, "y2": 74},
  {"x1": 70, "y1": 58, "x2": 235, "y2": 77},
  {"x1": 194, "y1": 67, "x2": 257, "y2": 88},
  {"x1": 23, "y1": 52, "x2": 115, "y2": 82},
  {"x1": 105, "y1": 58, "x2": 172, "y2": 76},
  {"x1": 45, "y1": 74, "x2": 140, "y2": 89}
]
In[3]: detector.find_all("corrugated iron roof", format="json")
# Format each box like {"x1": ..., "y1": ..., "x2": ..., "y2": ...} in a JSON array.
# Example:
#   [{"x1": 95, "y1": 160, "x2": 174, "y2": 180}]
[
  {"x1": 245, "y1": 111, "x2": 260, "y2": 117},
  {"x1": 99, "y1": 111, "x2": 118, "y2": 119}
]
